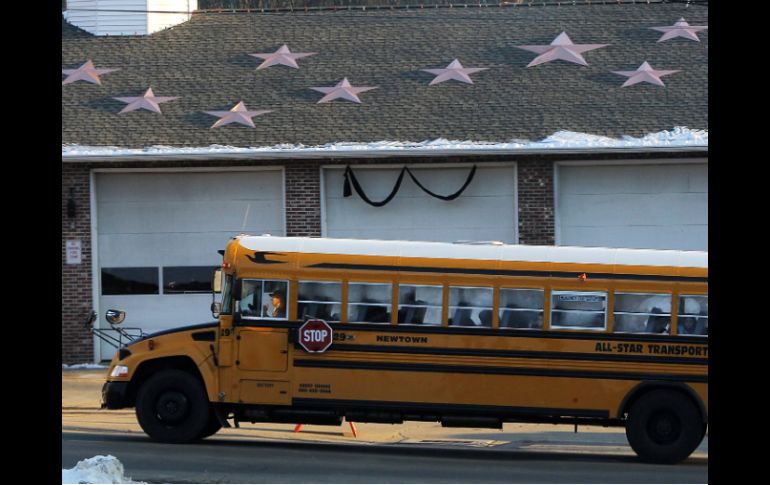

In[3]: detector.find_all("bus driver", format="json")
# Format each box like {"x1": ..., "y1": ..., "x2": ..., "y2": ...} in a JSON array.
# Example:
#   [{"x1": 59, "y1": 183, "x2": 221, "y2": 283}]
[{"x1": 263, "y1": 290, "x2": 286, "y2": 319}]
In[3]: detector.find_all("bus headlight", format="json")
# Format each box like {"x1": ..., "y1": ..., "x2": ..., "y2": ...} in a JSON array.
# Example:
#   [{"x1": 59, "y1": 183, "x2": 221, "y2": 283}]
[{"x1": 110, "y1": 365, "x2": 129, "y2": 378}]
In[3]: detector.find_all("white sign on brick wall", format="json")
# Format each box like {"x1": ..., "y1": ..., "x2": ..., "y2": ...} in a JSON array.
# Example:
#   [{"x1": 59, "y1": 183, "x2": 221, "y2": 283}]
[{"x1": 66, "y1": 240, "x2": 82, "y2": 265}]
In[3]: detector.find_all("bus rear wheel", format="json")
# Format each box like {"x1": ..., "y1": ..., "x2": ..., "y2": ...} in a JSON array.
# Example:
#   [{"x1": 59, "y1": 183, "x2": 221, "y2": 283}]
[
  {"x1": 625, "y1": 389, "x2": 704, "y2": 464},
  {"x1": 136, "y1": 369, "x2": 211, "y2": 443}
]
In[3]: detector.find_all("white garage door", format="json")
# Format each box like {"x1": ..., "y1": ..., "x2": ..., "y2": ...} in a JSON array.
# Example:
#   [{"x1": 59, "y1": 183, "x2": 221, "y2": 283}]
[
  {"x1": 95, "y1": 169, "x2": 284, "y2": 361},
  {"x1": 323, "y1": 165, "x2": 517, "y2": 243},
  {"x1": 557, "y1": 162, "x2": 707, "y2": 251}
]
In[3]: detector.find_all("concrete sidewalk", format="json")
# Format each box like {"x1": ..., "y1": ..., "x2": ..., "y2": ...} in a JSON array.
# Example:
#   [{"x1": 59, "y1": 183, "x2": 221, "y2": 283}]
[{"x1": 62, "y1": 368, "x2": 708, "y2": 459}]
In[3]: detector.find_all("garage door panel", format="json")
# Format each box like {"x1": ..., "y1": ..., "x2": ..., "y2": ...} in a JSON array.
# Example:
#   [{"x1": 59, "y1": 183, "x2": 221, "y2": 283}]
[
  {"x1": 99, "y1": 232, "x2": 233, "y2": 267},
  {"x1": 98, "y1": 199, "x2": 283, "y2": 234},
  {"x1": 561, "y1": 193, "x2": 708, "y2": 226},
  {"x1": 562, "y1": 225, "x2": 708, "y2": 251},
  {"x1": 324, "y1": 166, "x2": 516, "y2": 243},
  {"x1": 557, "y1": 163, "x2": 707, "y2": 251},
  {"x1": 331, "y1": 226, "x2": 511, "y2": 243},
  {"x1": 328, "y1": 194, "x2": 515, "y2": 231},
  {"x1": 97, "y1": 172, "x2": 282, "y2": 202},
  {"x1": 560, "y1": 164, "x2": 706, "y2": 195},
  {"x1": 99, "y1": 295, "x2": 215, "y2": 335},
  {"x1": 325, "y1": 167, "x2": 515, "y2": 199},
  {"x1": 686, "y1": 169, "x2": 708, "y2": 192}
]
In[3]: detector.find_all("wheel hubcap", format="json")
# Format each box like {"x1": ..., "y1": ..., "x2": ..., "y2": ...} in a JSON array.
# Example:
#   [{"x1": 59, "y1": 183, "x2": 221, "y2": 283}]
[
  {"x1": 648, "y1": 410, "x2": 681, "y2": 445},
  {"x1": 156, "y1": 391, "x2": 189, "y2": 424}
]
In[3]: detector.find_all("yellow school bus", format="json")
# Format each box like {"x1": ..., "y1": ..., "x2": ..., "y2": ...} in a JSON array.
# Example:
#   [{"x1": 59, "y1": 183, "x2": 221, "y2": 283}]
[{"x1": 102, "y1": 235, "x2": 708, "y2": 464}]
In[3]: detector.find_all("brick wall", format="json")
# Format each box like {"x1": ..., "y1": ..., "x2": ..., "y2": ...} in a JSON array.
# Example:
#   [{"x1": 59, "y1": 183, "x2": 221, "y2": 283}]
[
  {"x1": 517, "y1": 160, "x2": 555, "y2": 245},
  {"x1": 62, "y1": 164, "x2": 95, "y2": 364},
  {"x1": 285, "y1": 161, "x2": 322, "y2": 237}
]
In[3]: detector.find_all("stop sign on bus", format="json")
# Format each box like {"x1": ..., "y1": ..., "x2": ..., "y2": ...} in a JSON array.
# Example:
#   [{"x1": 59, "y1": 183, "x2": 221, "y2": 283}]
[{"x1": 298, "y1": 319, "x2": 333, "y2": 353}]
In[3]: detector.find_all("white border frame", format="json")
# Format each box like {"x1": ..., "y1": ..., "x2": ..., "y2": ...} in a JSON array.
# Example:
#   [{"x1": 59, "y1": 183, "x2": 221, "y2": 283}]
[
  {"x1": 90, "y1": 165, "x2": 286, "y2": 361},
  {"x1": 319, "y1": 162, "x2": 519, "y2": 244},
  {"x1": 553, "y1": 158, "x2": 708, "y2": 246}
]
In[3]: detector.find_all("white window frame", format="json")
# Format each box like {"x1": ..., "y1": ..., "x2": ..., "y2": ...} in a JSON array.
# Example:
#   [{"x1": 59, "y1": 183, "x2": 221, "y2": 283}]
[
  {"x1": 613, "y1": 292, "x2": 673, "y2": 335},
  {"x1": 448, "y1": 285, "x2": 494, "y2": 328},
  {"x1": 239, "y1": 279, "x2": 290, "y2": 322},
  {"x1": 347, "y1": 282, "x2": 393, "y2": 325},
  {"x1": 550, "y1": 290, "x2": 608, "y2": 331},
  {"x1": 297, "y1": 280, "x2": 343, "y2": 323},
  {"x1": 677, "y1": 294, "x2": 708, "y2": 338},
  {"x1": 397, "y1": 284, "x2": 444, "y2": 326},
  {"x1": 498, "y1": 287, "x2": 545, "y2": 331}
]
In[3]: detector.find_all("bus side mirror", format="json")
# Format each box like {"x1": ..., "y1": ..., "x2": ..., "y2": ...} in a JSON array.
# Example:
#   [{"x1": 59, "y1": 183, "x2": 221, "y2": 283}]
[
  {"x1": 106, "y1": 309, "x2": 126, "y2": 325},
  {"x1": 210, "y1": 302, "x2": 221, "y2": 318},
  {"x1": 212, "y1": 269, "x2": 223, "y2": 294}
]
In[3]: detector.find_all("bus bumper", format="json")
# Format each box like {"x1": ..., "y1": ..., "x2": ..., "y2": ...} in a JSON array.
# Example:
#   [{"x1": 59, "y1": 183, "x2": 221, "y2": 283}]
[{"x1": 101, "y1": 381, "x2": 129, "y2": 409}]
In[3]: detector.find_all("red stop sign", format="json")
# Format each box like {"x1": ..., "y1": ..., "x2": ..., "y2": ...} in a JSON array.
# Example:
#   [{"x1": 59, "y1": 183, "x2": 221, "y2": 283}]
[{"x1": 298, "y1": 319, "x2": 333, "y2": 353}]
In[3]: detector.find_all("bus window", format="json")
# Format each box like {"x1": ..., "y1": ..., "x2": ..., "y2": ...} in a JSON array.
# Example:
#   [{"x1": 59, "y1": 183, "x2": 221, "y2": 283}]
[
  {"x1": 398, "y1": 285, "x2": 443, "y2": 326},
  {"x1": 239, "y1": 279, "x2": 289, "y2": 320},
  {"x1": 551, "y1": 291, "x2": 607, "y2": 331},
  {"x1": 499, "y1": 288, "x2": 544, "y2": 330},
  {"x1": 614, "y1": 293, "x2": 672, "y2": 334},
  {"x1": 297, "y1": 281, "x2": 342, "y2": 322},
  {"x1": 348, "y1": 282, "x2": 392, "y2": 324},
  {"x1": 678, "y1": 295, "x2": 708, "y2": 336},
  {"x1": 448, "y1": 286, "x2": 493, "y2": 328}
]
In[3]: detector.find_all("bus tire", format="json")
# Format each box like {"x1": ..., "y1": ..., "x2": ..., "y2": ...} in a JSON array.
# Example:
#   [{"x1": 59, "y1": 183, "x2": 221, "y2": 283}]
[
  {"x1": 135, "y1": 369, "x2": 211, "y2": 443},
  {"x1": 195, "y1": 409, "x2": 223, "y2": 441},
  {"x1": 625, "y1": 389, "x2": 703, "y2": 464}
]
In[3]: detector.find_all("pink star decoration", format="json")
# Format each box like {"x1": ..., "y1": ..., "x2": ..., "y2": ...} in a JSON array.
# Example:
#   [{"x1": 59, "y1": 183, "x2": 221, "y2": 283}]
[
  {"x1": 517, "y1": 32, "x2": 609, "y2": 67},
  {"x1": 249, "y1": 44, "x2": 316, "y2": 70},
  {"x1": 62, "y1": 60, "x2": 119, "y2": 85},
  {"x1": 203, "y1": 102, "x2": 273, "y2": 128},
  {"x1": 422, "y1": 59, "x2": 489, "y2": 85},
  {"x1": 114, "y1": 88, "x2": 179, "y2": 114},
  {"x1": 310, "y1": 78, "x2": 378, "y2": 104},
  {"x1": 612, "y1": 62, "x2": 681, "y2": 87},
  {"x1": 650, "y1": 18, "x2": 708, "y2": 43}
]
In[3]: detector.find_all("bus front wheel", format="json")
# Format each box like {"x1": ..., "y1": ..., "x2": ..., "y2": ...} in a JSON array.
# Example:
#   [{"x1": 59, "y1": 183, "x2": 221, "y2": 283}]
[
  {"x1": 135, "y1": 369, "x2": 211, "y2": 443},
  {"x1": 625, "y1": 389, "x2": 704, "y2": 464}
]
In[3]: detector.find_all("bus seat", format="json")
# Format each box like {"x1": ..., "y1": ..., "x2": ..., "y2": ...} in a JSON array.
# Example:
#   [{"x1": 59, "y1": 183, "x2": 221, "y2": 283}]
[
  {"x1": 645, "y1": 307, "x2": 669, "y2": 334},
  {"x1": 401, "y1": 304, "x2": 427, "y2": 324},
  {"x1": 363, "y1": 305, "x2": 389, "y2": 323},
  {"x1": 478, "y1": 309, "x2": 492, "y2": 326},
  {"x1": 694, "y1": 317, "x2": 708, "y2": 335},
  {"x1": 451, "y1": 307, "x2": 474, "y2": 326},
  {"x1": 500, "y1": 309, "x2": 528, "y2": 328}
]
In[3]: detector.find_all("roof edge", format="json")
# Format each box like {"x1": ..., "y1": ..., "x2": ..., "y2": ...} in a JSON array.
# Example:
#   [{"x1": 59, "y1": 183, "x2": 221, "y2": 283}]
[
  {"x1": 62, "y1": 145, "x2": 708, "y2": 162},
  {"x1": 61, "y1": 128, "x2": 708, "y2": 162}
]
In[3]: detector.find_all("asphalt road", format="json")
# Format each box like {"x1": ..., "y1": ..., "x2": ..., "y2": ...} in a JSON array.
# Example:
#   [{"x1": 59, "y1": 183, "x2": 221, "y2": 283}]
[{"x1": 62, "y1": 431, "x2": 708, "y2": 484}]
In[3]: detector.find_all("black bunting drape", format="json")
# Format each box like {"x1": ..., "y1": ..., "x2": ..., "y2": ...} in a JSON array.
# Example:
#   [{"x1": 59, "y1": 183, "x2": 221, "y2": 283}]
[{"x1": 343, "y1": 165, "x2": 477, "y2": 207}]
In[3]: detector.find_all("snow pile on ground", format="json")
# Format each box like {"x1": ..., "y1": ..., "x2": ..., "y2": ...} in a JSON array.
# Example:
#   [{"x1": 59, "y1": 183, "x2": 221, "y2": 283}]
[
  {"x1": 61, "y1": 127, "x2": 707, "y2": 158},
  {"x1": 62, "y1": 455, "x2": 143, "y2": 484},
  {"x1": 62, "y1": 363, "x2": 108, "y2": 370}
]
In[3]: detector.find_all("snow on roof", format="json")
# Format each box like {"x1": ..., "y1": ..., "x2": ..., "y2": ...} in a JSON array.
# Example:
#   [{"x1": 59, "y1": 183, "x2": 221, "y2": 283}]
[{"x1": 61, "y1": 127, "x2": 707, "y2": 161}]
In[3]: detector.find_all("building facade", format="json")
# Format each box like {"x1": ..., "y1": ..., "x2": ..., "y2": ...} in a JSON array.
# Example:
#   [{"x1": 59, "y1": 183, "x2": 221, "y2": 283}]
[{"x1": 62, "y1": 1, "x2": 708, "y2": 363}]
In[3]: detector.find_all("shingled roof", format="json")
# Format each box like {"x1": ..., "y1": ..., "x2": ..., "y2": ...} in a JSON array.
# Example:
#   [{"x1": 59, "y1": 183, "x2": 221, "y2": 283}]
[{"x1": 61, "y1": 3, "x2": 708, "y2": 149}]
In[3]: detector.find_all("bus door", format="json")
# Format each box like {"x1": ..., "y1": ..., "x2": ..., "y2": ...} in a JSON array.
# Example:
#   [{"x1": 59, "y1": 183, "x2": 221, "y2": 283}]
[{"x1": 231, "y1": 278, "x2": 292, "y2": 405}]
